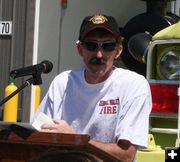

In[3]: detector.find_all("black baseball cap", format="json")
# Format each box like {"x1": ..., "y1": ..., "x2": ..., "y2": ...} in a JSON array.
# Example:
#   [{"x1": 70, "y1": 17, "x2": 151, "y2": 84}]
[{"x1": 79, "y1": 14, "x2": 121, "y2": 41}]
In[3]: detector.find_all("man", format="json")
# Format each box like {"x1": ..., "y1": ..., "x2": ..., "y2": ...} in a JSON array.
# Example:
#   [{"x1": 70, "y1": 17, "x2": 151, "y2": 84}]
[{"x1": 35, "y1": 14, "x2": 152, "y2": 162}]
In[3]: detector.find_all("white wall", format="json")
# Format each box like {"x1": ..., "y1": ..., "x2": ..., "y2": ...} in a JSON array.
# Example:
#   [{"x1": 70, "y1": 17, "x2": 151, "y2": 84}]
[
  {"x1": 174, "y1": 0, "x2": 180, "y2": 15},
  {"x1": 36, "y1": 0, "x2": 146, "y2": 98}
]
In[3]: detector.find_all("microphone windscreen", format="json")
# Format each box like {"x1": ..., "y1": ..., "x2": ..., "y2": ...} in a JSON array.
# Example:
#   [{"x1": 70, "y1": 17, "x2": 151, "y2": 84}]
[{"x1": 41, "y1": 60, "x2": 53, "y2": 73}]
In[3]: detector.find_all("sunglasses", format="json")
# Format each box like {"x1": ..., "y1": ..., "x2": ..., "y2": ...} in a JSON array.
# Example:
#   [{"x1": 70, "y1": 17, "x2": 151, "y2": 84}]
[{"x1": 80, "y1": 40, "x2": 117, "y2": 52}]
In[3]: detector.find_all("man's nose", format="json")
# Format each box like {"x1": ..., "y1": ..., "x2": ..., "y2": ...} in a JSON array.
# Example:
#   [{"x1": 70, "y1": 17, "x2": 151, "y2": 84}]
[{"x1": 95, "y1": 50, "x2": 103, "y2": 58}]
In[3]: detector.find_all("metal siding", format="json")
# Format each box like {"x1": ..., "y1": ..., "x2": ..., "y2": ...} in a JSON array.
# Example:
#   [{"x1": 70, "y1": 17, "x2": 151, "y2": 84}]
[{"x1": 0, "y1": 0, "x2": 35, "y2": 121}]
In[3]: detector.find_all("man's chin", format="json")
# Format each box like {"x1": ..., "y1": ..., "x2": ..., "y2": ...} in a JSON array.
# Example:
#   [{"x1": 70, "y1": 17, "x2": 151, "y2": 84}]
[
  {"x1": 86, "y1": 65, "x2": 106, "y2": 76},
  {"x1": 90, "y1": 69, "x2": 105, "y2": 76}
]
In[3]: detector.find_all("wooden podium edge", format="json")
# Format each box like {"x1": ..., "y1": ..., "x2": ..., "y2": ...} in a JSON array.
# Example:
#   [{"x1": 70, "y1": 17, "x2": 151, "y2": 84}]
[{"x1": 0, "y1": 129, "x2": 120, "y2": 162}]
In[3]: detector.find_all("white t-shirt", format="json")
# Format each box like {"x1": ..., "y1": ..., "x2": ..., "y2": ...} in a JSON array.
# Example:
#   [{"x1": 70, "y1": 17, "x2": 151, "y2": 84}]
[{"x1": 37, "y1": 67, "x2": 152, "y2": 148}]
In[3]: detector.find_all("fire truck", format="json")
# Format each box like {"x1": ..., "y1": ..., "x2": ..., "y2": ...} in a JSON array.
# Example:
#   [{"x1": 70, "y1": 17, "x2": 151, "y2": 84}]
[
  {"x1": 129, "y1": 20, "x2": 180, "y2": 162},
  {"x1": 118, "y1": 1, "x2": 180, "y2": 161}
]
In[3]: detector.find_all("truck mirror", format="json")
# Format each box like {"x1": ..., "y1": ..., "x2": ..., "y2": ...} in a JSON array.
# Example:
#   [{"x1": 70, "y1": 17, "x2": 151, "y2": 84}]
[{"x1": 128, "y1": 32, "x2": 152, "y2": 64}]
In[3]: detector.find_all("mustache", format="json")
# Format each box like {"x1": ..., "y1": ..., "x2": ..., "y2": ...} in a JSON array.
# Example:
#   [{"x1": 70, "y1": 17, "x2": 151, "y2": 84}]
[{"x1": 89, "y1": 57, "x2": 107, "y2": 65}]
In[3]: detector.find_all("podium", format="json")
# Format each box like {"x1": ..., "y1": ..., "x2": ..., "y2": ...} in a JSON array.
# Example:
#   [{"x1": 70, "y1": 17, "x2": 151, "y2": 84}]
[{"x1": 0, "y1": 124, "x2": 120, "y2": 162}]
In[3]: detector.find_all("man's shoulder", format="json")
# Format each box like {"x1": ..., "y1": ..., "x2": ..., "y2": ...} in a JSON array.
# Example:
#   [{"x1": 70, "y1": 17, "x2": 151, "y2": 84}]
[
  {"x1": 54, "y1": 70, "x2": 71, "y2": 81},
  {"x1": 113, "y1": 68, "x2": 148, "y2": 87},
  {"x1": 54, "y1": 67, "x2": 84, "y2": 81},
  {"x1": 114, "y1": 68, "x2": 146, "y2": 79}
]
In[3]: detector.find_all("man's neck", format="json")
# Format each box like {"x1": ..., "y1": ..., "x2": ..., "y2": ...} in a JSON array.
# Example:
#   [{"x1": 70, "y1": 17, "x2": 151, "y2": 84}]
[{"x1": 84, "y1": 68, "x2": 114, "y2": 84}]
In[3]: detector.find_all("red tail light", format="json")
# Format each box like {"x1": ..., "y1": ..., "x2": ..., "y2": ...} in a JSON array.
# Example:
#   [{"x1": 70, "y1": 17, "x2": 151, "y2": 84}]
[{"x1": 150, "y1": 82, "x2": 178, "y2": 114}]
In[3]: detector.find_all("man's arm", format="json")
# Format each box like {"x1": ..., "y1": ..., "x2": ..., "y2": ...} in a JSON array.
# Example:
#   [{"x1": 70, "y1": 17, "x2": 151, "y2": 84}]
[
  {"x1": 40, "y1": 119, "x2": 137, "y2": 162},
  {"x1": 89, "y1": 140, "x2": 137, "y2": 162}
]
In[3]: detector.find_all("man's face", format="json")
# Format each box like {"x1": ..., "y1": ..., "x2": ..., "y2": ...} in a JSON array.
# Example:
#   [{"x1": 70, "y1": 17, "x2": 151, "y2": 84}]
[{"x1": 77, "y1": 29, "x2": 123, "y2": 83}]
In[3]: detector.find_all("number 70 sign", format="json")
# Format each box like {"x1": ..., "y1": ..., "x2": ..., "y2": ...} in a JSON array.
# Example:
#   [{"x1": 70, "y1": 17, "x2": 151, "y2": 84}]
[{"x1": 0, "y1": 21, "x2": 12, "y2": 35}]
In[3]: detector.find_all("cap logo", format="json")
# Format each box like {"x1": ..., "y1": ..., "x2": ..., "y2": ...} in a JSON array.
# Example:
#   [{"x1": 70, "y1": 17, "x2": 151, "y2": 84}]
[{"x1": 89, "y1": 15, "x2": 108, "y2": 24}]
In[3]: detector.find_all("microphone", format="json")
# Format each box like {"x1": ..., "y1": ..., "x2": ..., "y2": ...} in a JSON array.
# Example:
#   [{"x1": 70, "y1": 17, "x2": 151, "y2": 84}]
[{"x1": 10, "y1": 60, "x2": 53, "y2": 79}]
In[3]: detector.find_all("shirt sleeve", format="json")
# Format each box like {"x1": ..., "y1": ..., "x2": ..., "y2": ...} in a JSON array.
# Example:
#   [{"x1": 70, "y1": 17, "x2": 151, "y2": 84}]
[
  {"x1": 33, "y1": 90, "x2": 54, "y2": 119},
  {"x1": 34, "y1": 77, "x2": 59, "y2": 119},
  {"x1": 115, "y1": 93, "x2": 152, "y2": 149}
]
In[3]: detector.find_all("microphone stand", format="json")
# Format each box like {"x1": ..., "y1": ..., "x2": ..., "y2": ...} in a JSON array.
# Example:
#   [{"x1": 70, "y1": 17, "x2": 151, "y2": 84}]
[{"x1": 0, "y1": 75, "x2": 41, "y2": 110}]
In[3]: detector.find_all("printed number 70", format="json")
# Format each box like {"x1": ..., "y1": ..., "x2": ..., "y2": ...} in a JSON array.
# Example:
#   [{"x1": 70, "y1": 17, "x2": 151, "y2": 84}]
[{"x1": 1, "y1": 22, "x2": 10, "y2": 34}]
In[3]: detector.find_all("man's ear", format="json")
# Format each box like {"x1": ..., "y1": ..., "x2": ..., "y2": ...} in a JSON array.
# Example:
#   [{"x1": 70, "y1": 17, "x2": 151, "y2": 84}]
[
  {"x1": 115, "y1": 45, "x2": 123, "y2": 59},
  {"x1": 76, "y1": 43, "x2": 83, "y2": 56}
]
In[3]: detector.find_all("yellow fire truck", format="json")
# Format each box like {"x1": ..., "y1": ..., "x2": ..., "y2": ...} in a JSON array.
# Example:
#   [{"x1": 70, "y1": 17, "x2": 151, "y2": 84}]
[{"x1": 129, "y1": 20, "x2": 180, "y2": 162}]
